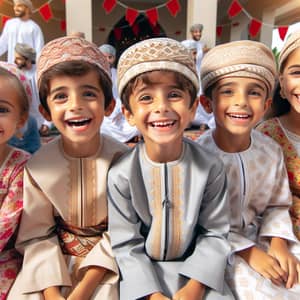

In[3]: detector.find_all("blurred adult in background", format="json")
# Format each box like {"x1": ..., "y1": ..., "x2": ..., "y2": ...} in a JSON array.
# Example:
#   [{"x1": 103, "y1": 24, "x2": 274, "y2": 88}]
[{"x1": 99, "y1": 44, "x2": 139, "y2": 143}]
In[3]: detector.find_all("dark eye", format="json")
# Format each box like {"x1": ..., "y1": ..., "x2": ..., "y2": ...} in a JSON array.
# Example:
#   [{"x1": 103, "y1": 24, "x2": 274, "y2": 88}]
[
  {"x1": 168, "y1": 91, "x2": 182, "y2": 99},
  {"x1": 139, "y1": 95, "x2": 152, "y2": 102},
  {"x1": 0, "y1": 107, "x2": 9, "y2": 113},
  {"x1": 53, "y1": 93, "x2": 67, "y2": 102},
  {"x1": 83, "y1": 91, "x2": 97, "y2": 98},
  {"x1": 249, "y1": 90, "x2": 262, "y2": 97},
  {"x1": 220, "y1": 89, "x2": 233, "y2": 95}
]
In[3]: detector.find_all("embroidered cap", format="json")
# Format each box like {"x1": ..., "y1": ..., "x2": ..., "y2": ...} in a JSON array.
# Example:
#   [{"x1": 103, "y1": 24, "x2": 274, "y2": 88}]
[
  {"x1": 278, "y1": 30, "x2": 300, "y2": 72},
  {"x1": 37, "y1": 36, "x2": 111, "y2": 88},
  {"x1": 99, "y1": 44, "x2": 116, "y2": 56},
  {"x1": 0, "y1": 61, "x2": 32, "y2": 103},
  {"x1": 15, "y1": 43, "x2": 36, "y2": 63},
  {"x1": 117, "y1": 37, "x2": 199, "y2": 97},
  {"x1": 201, "y1": 40, "x2": 276, "y2": 97}
]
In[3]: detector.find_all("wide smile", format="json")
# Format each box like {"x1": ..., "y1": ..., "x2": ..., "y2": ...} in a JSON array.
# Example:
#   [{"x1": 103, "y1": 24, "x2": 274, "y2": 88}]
[
  {"x1": 65, "y1": 117, "x2": 92, "y2": 128},
  {"x1": 227, "y1": 113, "x2": 251, "y2": 120},
  {"x1": 149, "y1": 120, "x2": 176, "y2": 128}
]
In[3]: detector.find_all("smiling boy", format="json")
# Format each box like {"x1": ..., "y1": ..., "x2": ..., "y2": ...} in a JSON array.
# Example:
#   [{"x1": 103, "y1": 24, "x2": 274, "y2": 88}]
[
  {"x1": 8, "y1": 36, "x2": 128, "y2": 300},
  {"x1": 107, "y1": 38, "x2": 233, "y2": 300}
]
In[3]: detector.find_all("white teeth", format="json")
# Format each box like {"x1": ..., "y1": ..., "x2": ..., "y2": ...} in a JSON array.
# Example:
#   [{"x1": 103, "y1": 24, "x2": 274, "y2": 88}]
[
  {"x1": 68, "y1": 118, "x2": 89, "y2": 123},
  {"x1": 228, "y1": 114, "x2": 249, "y2": 119},
  {"x1": 151, "y1": 121, "x2": 175, "y2": 127}
]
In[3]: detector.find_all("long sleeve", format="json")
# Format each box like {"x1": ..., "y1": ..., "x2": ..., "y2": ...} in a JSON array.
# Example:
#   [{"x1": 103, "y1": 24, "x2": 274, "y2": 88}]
[
  {"x1": 108, "y1": 165, "x2": 162, "y2": 299},
  {"x1": 179, "y1": 161, "x2": 231, "y2": 292},
  {"x1": 0, "y1": 22, "x2": 9, "y2": 57},
  {"x1": 0, "y1": 169, "x2": 24, "y2": 252},
  {"x1": 15, "y1": 168, "x2": 71, "y2": 293}
]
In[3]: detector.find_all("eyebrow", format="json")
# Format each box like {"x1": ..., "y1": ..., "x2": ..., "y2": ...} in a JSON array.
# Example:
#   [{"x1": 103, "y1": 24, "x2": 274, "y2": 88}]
[
  {"x1": 49, "y1": 84, "x2": 101, "y2": 95},
  {"x1": 0, "y1": 99, "x2": 14, "y2": 107},
  {"x1": 288, "y1": 64, "x2": 300, "y2": 69},
  {"x1": 216, "y1": 81, "x2": 265, "y2": 91}
]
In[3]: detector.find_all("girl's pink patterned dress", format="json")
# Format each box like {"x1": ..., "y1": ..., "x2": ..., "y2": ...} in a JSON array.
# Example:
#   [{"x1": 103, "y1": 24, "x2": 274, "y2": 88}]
[{"x1": 0, "y1": 148, "x2": 30, "y2": 300}]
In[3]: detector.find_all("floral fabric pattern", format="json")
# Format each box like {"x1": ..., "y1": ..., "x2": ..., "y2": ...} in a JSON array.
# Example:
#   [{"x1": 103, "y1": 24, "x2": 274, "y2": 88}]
[
  {"x1": 0, "y1": 148, "x2": 30, "y2": 299},
  {"x1": 257, "y1": 118, "x2": 300, "y2": 239}
]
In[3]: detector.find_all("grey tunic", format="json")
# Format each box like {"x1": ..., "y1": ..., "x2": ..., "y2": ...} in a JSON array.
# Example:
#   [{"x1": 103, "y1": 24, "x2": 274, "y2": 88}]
[{"x1": 108, "y1": 139, "x2": 233, "y2": 299}]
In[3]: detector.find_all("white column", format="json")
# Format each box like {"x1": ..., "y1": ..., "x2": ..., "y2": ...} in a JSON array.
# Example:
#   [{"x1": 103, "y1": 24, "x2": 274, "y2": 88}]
[
  {"x1": 186, "y1": 0, "x2": 218, "y2": 48},
  {"x1": 230, "y1": 14, "x2": 249, "y2": 41},
  {"x1": 65, "y1": 0, "x2": 93, "y2": 42},
  {"x1": 260, "y1": 10, "x2": 275, "y2": 47}
]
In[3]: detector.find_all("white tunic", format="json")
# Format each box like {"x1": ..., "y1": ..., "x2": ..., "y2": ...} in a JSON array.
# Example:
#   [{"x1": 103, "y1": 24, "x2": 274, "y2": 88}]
[
  {"x1": 0, "y1": 18, "x2": 44, "y2": 63},
  {"x1": 197, "y1": 129, "x2": 300, "y2": 299}
]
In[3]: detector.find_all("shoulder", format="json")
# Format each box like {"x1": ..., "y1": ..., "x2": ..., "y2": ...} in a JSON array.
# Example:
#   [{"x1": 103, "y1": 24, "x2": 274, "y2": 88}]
[
  {"x1": 8, "y1": 147, "x2": 31, "y2": 165},
  {"x1": 256, "y1": 118, "x2": 280, "y2": 135},
  {"x1": 101, "y1": 134, "x2": 129, "y2": 158},
  {"x1": 251, "y1": 129, "x2": 284, "y2": 158}
]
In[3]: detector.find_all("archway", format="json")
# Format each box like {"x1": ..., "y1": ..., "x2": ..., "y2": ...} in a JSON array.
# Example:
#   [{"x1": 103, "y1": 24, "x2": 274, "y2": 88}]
[{"x1": 107, "y1": 14, "x2": 166, "y2": 66}]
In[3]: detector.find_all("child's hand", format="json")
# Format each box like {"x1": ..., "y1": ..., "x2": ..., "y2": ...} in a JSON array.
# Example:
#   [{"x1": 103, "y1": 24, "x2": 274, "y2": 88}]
[
  {"x1": 173, "y1": 279, "x2": 205, "y2": 300},
  {"x1": 147, "y1": 292, "x2": 171, "y2": 300},
  {"x1": 237, "y1": 246, "x2": 286, "y2": 286},
  {"x1": 269, "y1": 237, "x2": 300, "y2": 288}
]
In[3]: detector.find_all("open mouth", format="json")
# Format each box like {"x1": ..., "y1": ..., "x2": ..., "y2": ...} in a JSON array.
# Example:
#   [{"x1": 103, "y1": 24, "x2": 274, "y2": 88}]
[
  {"x1": 227, "y1": 113, "x2": 251, "y2": 119},
  {"x1": 66, "y1": 118, "x2": 92, "y2": 127},
  {"x1": 149, "y1": 120, "x2": 176, "y2": 127}
]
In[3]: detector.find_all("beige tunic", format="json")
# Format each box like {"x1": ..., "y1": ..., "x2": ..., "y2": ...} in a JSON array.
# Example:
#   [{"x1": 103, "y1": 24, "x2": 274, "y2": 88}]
[{"x1": 8, "y1": 134, "x2": 128, "y2": 300}]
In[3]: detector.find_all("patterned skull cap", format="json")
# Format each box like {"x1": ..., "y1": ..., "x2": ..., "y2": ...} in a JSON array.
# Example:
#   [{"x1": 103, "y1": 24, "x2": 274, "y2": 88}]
[
  {"x1": 279, "y1": 30, "x2": 300, "y2": 73},
  {"x1": 117, "y1": 37, "x2": 199, "y2": 96},
  {"x1": 201, "y1": 40, "x2": 276, "y2": 97},
  {"x1": 0, "y1": 61, "x2": 32, "y2": 104},
  {"x1": 37, "y1": 36, "x2": 111, "y2": 88}
]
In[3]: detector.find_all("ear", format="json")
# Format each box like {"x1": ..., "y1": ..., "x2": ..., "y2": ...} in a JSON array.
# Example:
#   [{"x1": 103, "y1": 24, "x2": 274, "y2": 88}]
[
  {"x1": 264, "y1": 98, "x2": 272, "y2": 113},
  {"x1": 16, "y1": 112, "x2": 29, "y2": 130},
  {"x1": 278, "y1": 75, "x2": 286, "y2": 99},
  {"x1": 39, "y1": 104, "x2": 52, "y2": 121},
  {"x1": 104, "y1": 98, "x2": 115, "y2": 117},
  {"x1": 122, "y1": 106, "x2": 136, "y2": 126},
  {"x1": 199, "y1": 95, "x2": 213, "y2": 113}
]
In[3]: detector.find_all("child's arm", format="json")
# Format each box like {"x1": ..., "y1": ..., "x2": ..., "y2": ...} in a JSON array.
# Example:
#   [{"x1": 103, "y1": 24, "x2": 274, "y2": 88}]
[
  {"x1": 43, "y1": 286, "x2": 65, "y2": 300},
  {"x1": 147, "y1": 292, "x2": 171, "y2": 300},
  {"x1": 237, "y1": 245, "x2": 287, "y2": 286},
  {"x1": 173, "y1": 279, "x2": 206, "y2": 300},
  {"x1": 67, "y1": 266, "x2": 107, "y2": 300},
  {"x1": 268, "y1": 237, "x2": 300, "y2": 288}
]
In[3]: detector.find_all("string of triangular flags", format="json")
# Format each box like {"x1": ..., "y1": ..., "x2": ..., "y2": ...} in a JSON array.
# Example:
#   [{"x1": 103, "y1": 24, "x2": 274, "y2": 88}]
[
  {"x1": 219, "y1": 0, "x2": 292, "y2": 40},
  {"x1": 0, "y1": 0, "x2": 66, "y2": 31}
]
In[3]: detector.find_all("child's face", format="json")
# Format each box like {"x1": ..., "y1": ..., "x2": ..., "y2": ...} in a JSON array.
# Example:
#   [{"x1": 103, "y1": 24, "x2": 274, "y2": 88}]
[
  {"x1": 41, "y1": 70, "x2": 114, "y2": 156},
  {"x1": 123, "y1": 71, "x2": 197, "y2": 158},
  {"x1": 0, "y1": 77, "x2": 27, "y2": 145},
  {"x1": 205, "y1": 77, "x2": 270, "y2": 137},
  {"x1": 279, "y1": 47, "x2": 300, "y2": 114}
]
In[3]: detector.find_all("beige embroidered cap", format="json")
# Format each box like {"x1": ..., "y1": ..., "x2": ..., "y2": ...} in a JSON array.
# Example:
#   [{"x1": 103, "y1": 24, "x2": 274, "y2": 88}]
[
  {"x1": 37, "y1": 36, "x2": 111, "y2": 88},
  {"x1": 279, "y1": 30, "x2": 300, "y2": 72},
  {"x1": 201, "y1": 40, "x2": 276, "y2": 97},
  {"x1": 117, "y1": 37, "x2": 199, "y2": 97}
]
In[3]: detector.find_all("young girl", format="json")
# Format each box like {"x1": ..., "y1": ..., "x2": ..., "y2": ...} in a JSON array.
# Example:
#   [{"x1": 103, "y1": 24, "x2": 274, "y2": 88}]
[
  {"x1": 0, "y1": 62, "x2": 31, "y2": 299},
  {"x1": 7, "y1": 36, "x2": 128, "y2": 300},
  {"x1": 257, "y1": 30, "x2": 300, "y2": 240}
]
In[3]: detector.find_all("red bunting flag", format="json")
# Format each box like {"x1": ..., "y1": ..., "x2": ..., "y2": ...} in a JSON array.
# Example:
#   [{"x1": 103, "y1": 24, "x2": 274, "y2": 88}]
[
  {"x1": 60, "y1": 20, "x2": 66, "y2": 31},
  {"x1": 228, "y1": 0, "x2": 242, "y2": 18},
  {"x1": 166, "y1": 0, "x2": 181, "y2": 17},
  {"x1": 126, "y1": 8, "x2": 138, "y2": 26},
  {"x1": 102, "y1": 0, "x2": 116, "y2": 14},
  {"x1": 1, "y1": 15, "x2": 10, "y2": 28},
  {"x1": 249, "y1": 18, "x2": 262, "y2": 37},
  {"x1": 39, "y1": 3, "x2": 53, "y2": 21},
  {"x1": 216, "y1": 26, "x2": 223, "y2": 37},
  {"x1": 278, "y1": 26, "x2": 289, "y2": 41},
  {"x1": 132, "y1": 23, "x2": 140, "y2": 36},
  {"x1": 114, "y1": 27, "x2": 122, "y2": 41},
  {"x1": 146, "y1": 8, "x2": 158, "y2": 26}
]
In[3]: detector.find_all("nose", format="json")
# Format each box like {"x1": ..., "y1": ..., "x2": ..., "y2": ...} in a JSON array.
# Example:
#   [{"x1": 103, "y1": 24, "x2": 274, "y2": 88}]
[
  {"x1": 153, "y1": 96, "x2": 169, "y2": 113},
  {"x1": 69, "y1": 94, "x2": 83, "y2": 111},
  {"x1": 234, "y1": 92, "x2": 248, "y2": 107}
]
